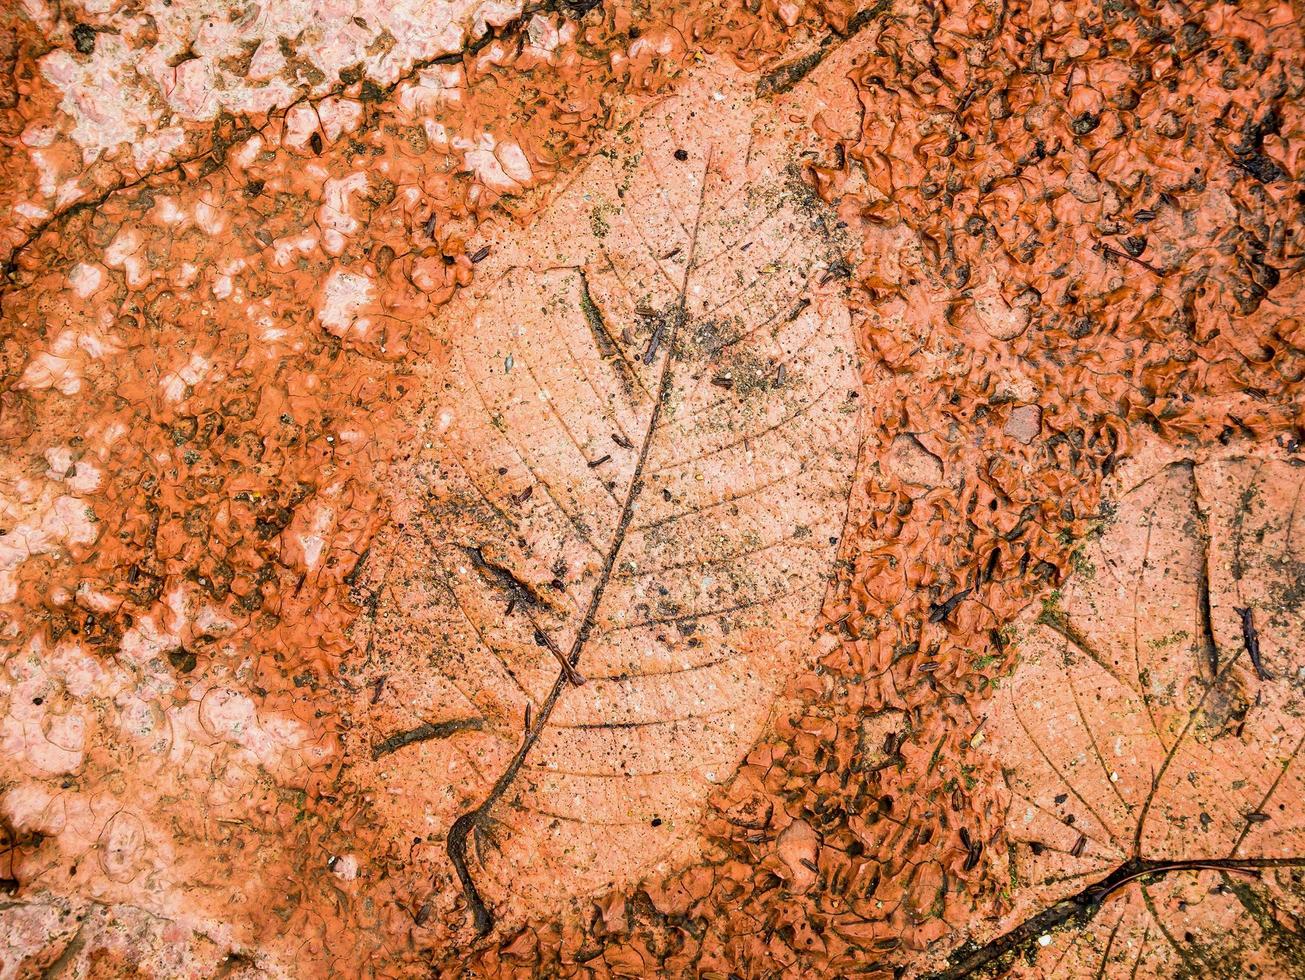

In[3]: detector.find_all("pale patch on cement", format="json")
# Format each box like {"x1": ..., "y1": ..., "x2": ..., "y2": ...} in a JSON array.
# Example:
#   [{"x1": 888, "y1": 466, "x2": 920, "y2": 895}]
[
  {"x1": 458, "y1": 131, "x2": 535, "y2": 195},
  {"x1": 318, "y1": 171, "x2": 369, "y2": 256},
  {"x1": 0, "y1": 487, "x2": 99, "y2": 604},
  {"x1": 37, "y1": 0, "x2": 525, "y2": 164},
  {"x1": 318, "y1": 267, "x2": 374, "y2": 338}
]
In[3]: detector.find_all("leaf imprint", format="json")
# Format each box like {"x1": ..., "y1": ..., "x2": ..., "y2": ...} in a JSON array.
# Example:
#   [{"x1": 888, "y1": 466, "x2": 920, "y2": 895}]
[{"x1": 347, "y1": 63, "x2": 862, "y2": 933}]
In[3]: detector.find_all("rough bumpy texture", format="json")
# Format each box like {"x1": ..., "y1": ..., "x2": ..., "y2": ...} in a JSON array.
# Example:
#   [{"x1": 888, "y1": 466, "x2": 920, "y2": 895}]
[{"x1": 1, "y1": 0, "x2": 1302, "y2": 976}]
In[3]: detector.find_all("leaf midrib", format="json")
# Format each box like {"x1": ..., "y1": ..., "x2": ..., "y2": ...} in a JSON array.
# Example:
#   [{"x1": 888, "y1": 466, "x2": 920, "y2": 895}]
[{"x1": 447, "y1": 149, "x2": 714, "y2": 934}]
